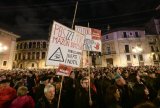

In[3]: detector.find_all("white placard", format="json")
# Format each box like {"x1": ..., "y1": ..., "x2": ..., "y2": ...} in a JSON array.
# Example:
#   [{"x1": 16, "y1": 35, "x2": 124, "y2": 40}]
[
  {"x1": 46, "y1": 21, "x2": 84, "y2": 67},
  {"x1": 75, "y1": 25, "x2": 101, "y2": 52}
]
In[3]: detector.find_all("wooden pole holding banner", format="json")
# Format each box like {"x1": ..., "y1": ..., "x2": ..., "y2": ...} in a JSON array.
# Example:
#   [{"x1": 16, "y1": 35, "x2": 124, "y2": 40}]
[
  {"x1": 71, "y1": 1, "x2": 78, "y2": 29},
  {"x1": 57, "y1": 76, "x2": 64, "y2": 108},
  {"x1": 57, "y1": 2, "x2": 79, "y2": 108},
  {"x1": 87, "y1": 22, "x2": 92, "y2": 106}
]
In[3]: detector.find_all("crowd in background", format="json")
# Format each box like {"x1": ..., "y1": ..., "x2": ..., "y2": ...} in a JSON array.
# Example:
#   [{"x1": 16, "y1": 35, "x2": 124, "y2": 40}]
[{"x1": 0, "y1": 66, "x2": 160, "y2": 108}]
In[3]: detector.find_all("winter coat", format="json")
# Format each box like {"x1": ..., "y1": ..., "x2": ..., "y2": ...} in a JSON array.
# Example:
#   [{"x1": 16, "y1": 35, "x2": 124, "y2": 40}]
[
  {"x1": 0, "y1": 86, "x2": 16, "y2": 108},
  {"x1": 10, "y1": 95, "x2": 35, "y2": 108}
]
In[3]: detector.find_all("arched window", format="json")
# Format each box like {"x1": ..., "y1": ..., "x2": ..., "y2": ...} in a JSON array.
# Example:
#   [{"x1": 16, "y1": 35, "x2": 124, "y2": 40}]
[
  {"x1": 43, "y1": 42, "x2": 46, "y2": 48},
  {"x1": 16, "y1": 44, "x2": 19, "y2": 50},
  {"x1": 33, "y1": 42, "x2": 36, "y2": 48},
  {"x1": 28, "y1": 52, "x2": 31, "y2": 60},
  {"x1": 15, "y1": 54, "x2": 17, "y2": 60},
  {"x1": 37, "y1": 42, "x2": 40, "y2": 48},
  {"x1": 36, "y1": 52, "x2": 40, "y2": 59},
  {"x1": 24, "y1": 42, "x2": 27, "y2": 49},
  {"x1": 18, "y1": 53, "x2": 21, "y2": 60},
  {"x1": 29, "y1": 42, "x2": 32, "y2": 49},
  {"x1": 32, "y1": 52, "x2": 35, "y2": 59},
  {"x1": 42, "y1": 52, "x2": 46, "y2": 59},
  {"x1": 20, "y1": 43, "x2": 23, "y2": 49},
  {"x1": 32, "y1": 63, "x2": 34, "y2": 67}
]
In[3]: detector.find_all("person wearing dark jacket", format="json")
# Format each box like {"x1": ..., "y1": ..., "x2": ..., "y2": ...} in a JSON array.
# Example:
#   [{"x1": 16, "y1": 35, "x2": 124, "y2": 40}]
[
  {"x1": 74, "y1": 77, "x2": 98, "y2": 108},
  {"x1": 35, "y1": 84, "x2": 58, "y2": 108}
]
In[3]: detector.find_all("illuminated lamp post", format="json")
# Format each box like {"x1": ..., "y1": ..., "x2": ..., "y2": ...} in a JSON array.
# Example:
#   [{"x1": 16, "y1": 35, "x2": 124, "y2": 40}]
[{"x1": 132, "y1": 46, "x2": 143, "y2": 66}]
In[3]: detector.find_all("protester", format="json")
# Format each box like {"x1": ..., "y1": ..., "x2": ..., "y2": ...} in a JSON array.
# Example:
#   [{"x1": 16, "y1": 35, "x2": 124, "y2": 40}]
[
  {"x1": 35, "y1": 84, "x2": 58, "y2": 108},
  {"x1": 0, "y1": 79, "x2": 16, "y2": 108},
  {"x1": 10, "y1": 86, "x2": 35, "y2": 108}
]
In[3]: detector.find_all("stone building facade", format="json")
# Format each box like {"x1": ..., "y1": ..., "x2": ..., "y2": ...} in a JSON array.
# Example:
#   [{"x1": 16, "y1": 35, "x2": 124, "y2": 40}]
[
  {"x1": 0, "y1": 28, "x2": 20, "y2": 70},
  {"x1": 13, "y1": 40, "x2": 52, "y2": 69},
  {"x1": 102, "y1": 28, "x2": 160, "y2": 67}
]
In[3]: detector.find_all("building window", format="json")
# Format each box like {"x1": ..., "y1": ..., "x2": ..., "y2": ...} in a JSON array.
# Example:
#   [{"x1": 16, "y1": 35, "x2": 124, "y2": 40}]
[
  {"x1": 125, "y1": 45, "x2": 129, "y2": 53},
  {"x1": 156, "y1": 47, "x2": 159, "y2": 52},
  {"x1": 42, "y1": 52, "x2": 46, "y2": 59},
  {"x1": 18, "y1": 53, "x2": 21, "y2": 60},
  {"x1": 32, "y1": 52, "x2": 35, "y2": 60},
  {"x1": 133, "y1": 55, "x2": 136, "y2": 58},
  {"x1": 32, "y1": 63, "x2": 34, "y2": 67},
  {"x1": 28, "y1": 52, "x2": 31, "y2": 60},
  {"x1": 106, "y1": 46, "x2": 111, "y2": 54},
  {"x1": 23, "y1": 54, "x2": 26, "y2": 60},
  {"x1": 158, "y1": 54, "x2": 160, "y2": 61},
  {"x1": 37, "y1": 42, "x2": 40, "y2": 48},
  {"x1": 24, "y1": 43, "x2": 27, "y2": 49},
  {"x1": 126, "y1": 55, "x2": 131, "y2": 61},
  {"x1": 105, "y1": 35, "x2": 108, "y2": 39},
  {"x1": 15, "y1": 54, "x2": 17, "y2": 60},
  {"x1": 135, "y1": 32, "x2": 139, "y2": 37},
  {"x1": 20, "y1": 64, "x2": 23, "y2": 68},
  {"x1": 43, "y1": 42, "x2": 46, "y2": 48},
  {"x1": 3, "y1": 61, "x2": 7, "y2": 66},
  {"x1": 151, "y1": 46, "x2": 154, "y2": 52},
  {"x1": 33, "y1": 42, "x2": 36, "y2": 48},
  {"x1": 139, "y1": 54, "x2": 143, "y2": 61},
  {"x1": 123, "y1": 32, "x2": 127, "y2": 38},
  {"x1": 16, "y1": 44, "x2": 19, "y2": 50},
  {"x1": 153, "y1": 54, "x2": 156, "y2": 60},
  {"x1": 36, "y1": 52, "x2": 40, "y2": 60},
  {"x1": 29, "y1": 42, "x2": 32, "y2": 49},
  {"x1": 20, "y1": 43, "x2": 23, "y2": 49}
]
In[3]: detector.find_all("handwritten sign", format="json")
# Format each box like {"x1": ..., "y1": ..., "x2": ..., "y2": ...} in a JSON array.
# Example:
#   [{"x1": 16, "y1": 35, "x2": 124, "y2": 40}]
[
  {"x1": 75, "y1": 26, "x2": 101, "y2": 52},
  {"x1": 46, "y1": 21, "x2": 84, "y2": 67},
  {"x1": 56, "y1": 64, "x2": 72, "y2": 76}
]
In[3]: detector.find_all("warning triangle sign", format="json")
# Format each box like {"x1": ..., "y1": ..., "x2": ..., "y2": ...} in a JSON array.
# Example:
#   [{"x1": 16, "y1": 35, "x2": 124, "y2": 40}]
[{"x1": 49, "y1": 47, "x2": 64, "y2": 62}]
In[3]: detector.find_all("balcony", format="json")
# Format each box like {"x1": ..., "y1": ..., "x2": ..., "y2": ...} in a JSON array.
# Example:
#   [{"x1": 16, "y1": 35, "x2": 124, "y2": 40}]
[{"x1": 103, "y1": 51, "x2": 116, "y2": 55}]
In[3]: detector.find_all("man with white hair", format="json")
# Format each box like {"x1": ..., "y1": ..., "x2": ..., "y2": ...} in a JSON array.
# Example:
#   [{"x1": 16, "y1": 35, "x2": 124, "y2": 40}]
[{"x1": 35, "y1": 84, "x2": 58, "y2": 108}]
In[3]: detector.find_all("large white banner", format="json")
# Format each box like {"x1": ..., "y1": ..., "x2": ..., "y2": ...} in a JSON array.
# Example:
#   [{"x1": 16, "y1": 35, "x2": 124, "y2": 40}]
[
  {"x1": 75, "y1": 26, "x2": 101, "y2": 52},
  {"x1": 46, "y1": 21, "x2": 84, "y2": 67}
]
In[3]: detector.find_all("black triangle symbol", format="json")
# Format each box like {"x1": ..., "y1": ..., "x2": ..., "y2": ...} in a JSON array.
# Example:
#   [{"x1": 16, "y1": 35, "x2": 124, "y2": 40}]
[{"x1": 49, "y1": 47, "x2": 64, "y2": 62}]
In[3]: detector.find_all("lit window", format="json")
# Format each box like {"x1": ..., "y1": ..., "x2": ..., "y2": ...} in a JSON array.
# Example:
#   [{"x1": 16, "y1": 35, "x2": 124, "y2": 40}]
[{"x1": 3, "y1": 61, "x2": 7, "y2": 66}]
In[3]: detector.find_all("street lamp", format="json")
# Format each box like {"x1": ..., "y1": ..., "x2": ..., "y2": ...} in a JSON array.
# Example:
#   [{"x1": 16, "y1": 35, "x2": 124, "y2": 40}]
[
  {"x1": 0, "y1": 43, "x2": 8, "y2": 52},
  {"x1": 132, "y1": 46, "x2": 143, "y2": 66}
]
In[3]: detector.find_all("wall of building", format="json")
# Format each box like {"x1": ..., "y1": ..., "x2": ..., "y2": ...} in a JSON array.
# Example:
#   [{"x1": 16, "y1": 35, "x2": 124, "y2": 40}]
[
  {"x1": 0, "y1": 29, "x2": 19, "y2": 70},
  {"x1": 14, "y1": 40, "x2": 53, "y2": 69},
  {"x1": 102, "y1": 28, "x2": 160, "y2": 67}
]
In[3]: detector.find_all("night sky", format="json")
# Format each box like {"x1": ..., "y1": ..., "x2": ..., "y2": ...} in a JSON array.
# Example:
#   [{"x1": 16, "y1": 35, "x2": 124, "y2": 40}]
[{"x1": 0, "y1": 0, "x2": 159, "y2": 40}]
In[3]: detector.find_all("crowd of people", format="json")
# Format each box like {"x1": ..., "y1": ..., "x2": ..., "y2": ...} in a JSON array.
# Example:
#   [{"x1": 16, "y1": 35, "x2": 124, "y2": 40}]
[{"x1": 0, "y1": 66, "x2": 160, "y2": 108}]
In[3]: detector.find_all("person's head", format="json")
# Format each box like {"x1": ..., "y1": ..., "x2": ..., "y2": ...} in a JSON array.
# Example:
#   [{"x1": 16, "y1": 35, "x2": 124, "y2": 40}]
[
  {"x1": 105, "y1": 85, "x2": 120, "y2": 105},
  {"x1": 114, "y1": 73, "x2": 126, "y2": 86},
  {"x1": 40, "y1": 76, "x2": 49, "y2": 85},
  {"x1": 133, "y1": 84, "x2": 149, "y2": 102},
  {"x1": 17, "y1": 86, "x2": 28, "y2": 96},
  {"x1": 80, "y1": 77, "x2": 89, "y2": 89},
  {"x1": 0, "y1": 79, "x2": 10, "y2": 87},
  {"x1": 44, "y1": 84, "x2": 55, "y2": 102}
]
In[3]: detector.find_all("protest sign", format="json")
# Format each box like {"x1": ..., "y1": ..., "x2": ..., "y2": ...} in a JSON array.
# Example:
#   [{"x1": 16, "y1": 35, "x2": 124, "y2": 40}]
[
  {"x1": 56, "y1": 64, "x2": 72, "y2": 76},
  {"x1": 75, "y1": 25, "x2": 101, "y2": 52},
  {"x1": 46, "y1": 21, "x2": 84, "y2": 67}
]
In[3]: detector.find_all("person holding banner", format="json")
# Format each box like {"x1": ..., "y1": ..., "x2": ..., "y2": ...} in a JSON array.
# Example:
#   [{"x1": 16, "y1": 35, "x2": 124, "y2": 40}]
[{"x1": 74, "y1": 77, "x2": 98, "y2": 108}]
